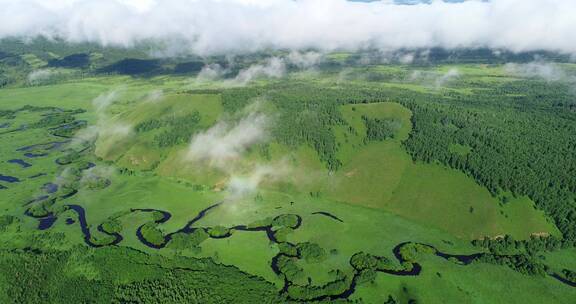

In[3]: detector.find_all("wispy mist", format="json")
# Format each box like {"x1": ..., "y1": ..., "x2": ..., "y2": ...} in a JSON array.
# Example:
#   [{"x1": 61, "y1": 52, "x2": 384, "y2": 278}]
[
  {"x1": 233, "y1": 57, "x2": 286, "y2": 85},
  {"x1": 408, "y1": 68, "x2": 460, "y2": 88},
  {"x1": 505, "y1": 60, "x2": 569, "y2": 82},
  {"x1": 72, "y1": 90, "x2": 132, "y2": 148},
  {"x1": 144, "y1": 89, "x2": 164, "y2": 103},
  {"x1": 194, "y1": 52, "x2": 322, "y2": 86},
  {"x1": 185, "y1": 101, "x2": 289, "y2": 201},
  {"x1": 186, "y1": 110, "x2": 269, "y2": 169},
  {"x1": 27, "y1": 69, "x2": 56, "y2": 85},
  {"x1": 226, "y1": 162, "x2": 289, "y2": 201}
]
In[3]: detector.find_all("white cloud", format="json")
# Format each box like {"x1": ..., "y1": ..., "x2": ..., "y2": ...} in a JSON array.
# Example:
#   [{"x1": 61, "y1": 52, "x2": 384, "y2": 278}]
[
  {"x1": 186, "y1": 111, "x2": 269, "y2": 168},
  {"x1": 505, "y1": 60, "x2": 568, "y2": 82},
  {"x1": 399, "y1": 53, "x2": 415, "y2": 64},
  {"x1": 80, "y1": 165, "x2": 115, "y2": 185},
  {"x1": 194, "y1": 53, "x2": 321, "y2": 86},
  {"x1": 409, "y1": 68, "x2": 460, "y2": 88},
  {"x1": 184, "y1": 101, "x2": 285, "y2": 201},
  {"x1": 226, "y1": 163, "x2": 288, "y2": 200},
  {"x1": 27, "y1": 69, "x2": 56, "y2": 84},
  {"x1": 435, "y1": 68, "x2": 460, "y2": 87},
  {"x1": 92, "y1": 90, "x2": 120, "y2": 112},
  {"x1": 144, "y1": 89, "x2": 164, "y2": 103},
  {"x1": 196, "y1": 63, "x2": 228, "y2": 83},
  {"x1": 287, "y1": 51, "x2": 323, "y2": 69},
  {"x1": 72, "y1": 90, "x2": 132, "y2": 147},
  {"x1": 1, "y1": 0, "x2": 575, "y2": 55},
  {"x1": 232, "y1": 57, "x2": 286, "y2": 85}
]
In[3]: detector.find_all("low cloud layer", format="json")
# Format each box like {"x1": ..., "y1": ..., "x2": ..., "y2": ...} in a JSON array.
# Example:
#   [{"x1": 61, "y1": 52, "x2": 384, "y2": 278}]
[{"x1": 2, "y1": 0, "x2": 576, "y2": 55}]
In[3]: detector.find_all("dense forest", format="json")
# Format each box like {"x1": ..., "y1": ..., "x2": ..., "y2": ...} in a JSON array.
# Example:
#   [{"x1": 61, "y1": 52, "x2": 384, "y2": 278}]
[
  {"x1": 0, "y1": 246, "x2": 282, "y2": 304},
  {"x1": 213, "y1": 77, "x2": 576, "y2": 247}
]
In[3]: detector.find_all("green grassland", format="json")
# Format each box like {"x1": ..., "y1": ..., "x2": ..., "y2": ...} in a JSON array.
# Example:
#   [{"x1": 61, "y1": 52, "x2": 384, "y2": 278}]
[
  {"x1": 1, "y1": 60, "x2": 576, "y2": 303},
  {"x1": 353, "y1": 255, "x2": 573, "y2": 304}
]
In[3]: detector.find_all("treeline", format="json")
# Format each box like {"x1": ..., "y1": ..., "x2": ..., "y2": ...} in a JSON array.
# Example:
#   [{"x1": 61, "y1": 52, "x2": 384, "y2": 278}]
[
  {"x1": 471, "y1": 234, "x2": 566, "y2": 255},
  {"x1": 135, "y1": 111, "x2": 201, "y2": 147},
  {"x1": 475, "y1": 254, "x2": 548, "y2": 276},
  {"x1": 470, "y1": 235, "x2": 576, "y2": 279}
]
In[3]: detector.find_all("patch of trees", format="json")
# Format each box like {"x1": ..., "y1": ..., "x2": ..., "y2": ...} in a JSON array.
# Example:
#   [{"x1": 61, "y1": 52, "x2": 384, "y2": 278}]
[
  {"x1": 278, "y1": 242, "x2": 298, "y2": 256},
  {"x1": 471, "y1": 234, "x2": 564, "y2": 255},
  {"x1": 475, "y1": 254, "x2": 548, "y2": 276},
  {"x1": 562, "y1": 269, "x2": 576, "y2": 284},
  {"x1": 48, "y1": 53, "x2": 90, "y2": 68},
  {"x1": 350, "y1": 252, "x2": 396, "y2": 272},
  {"x1": 0, "y1": 215, "x2": 15, "y2": 231},
  {"x1": 151, "y1": 211, "x2": 166, "y2": 222},
  {"x1": 89, "y1": 232, "x2": 118, "y2": 247},
  {"x1": 135, "y1": 118, "x2": 164, "y2": 133},
  {"x1": 398, "y1": 243, "x2": 436, "y2": 263},
  {"x1": 384, "y1": 295, "x2": 399, "y2": 304},
  {"x1": 362, "y1": 115, "x2": 401, "y2": 142},
  {"x1": 277, "y1": 255, "x2": 304, "y2": 282},
  {"x1": 286, "y1": 270, "x2": 351, "y2": 301},
  {"x1": 99, "y1": 58, "x2": 162, "y2": 76},
  {"x1": 272, "y1": 214, "x2": 300, "y2": 229},
  {"x1": 168, "y1": 229, "x2": 208, "y2": 251},
  {"x1": 173, "y1": 61, "x2": 204, "y2": 74},
  {"x1": 27, "y1": 198, "x2": 57, "y2": 217},
  {"x1": 31, "y1": 113, "x2": 75, "y2": 128},
  {"x1": 83, "y1": 175, "x2": 111, "y2": 190},
  {"x1": 135, "y1": 111, "x2": 201, "y2": 147},
  {"x1": 207, "y1": 226, "x2": 231, "y2": 238},
  {"x1": 272, "y1": 227, "x2": 294, "y2": 243},
  {"x1": 101, "y1": 219, "x2": 122, "y2": 234},
  {"x1": 356, "y1": 268, "x2": 377, "y2": 285},
  {"x1": 297, "y1": 242, "x2": 327, "y2": 263},
  {"x1": 140, "y1": 223, "x2": 165, "y2": 246}
]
